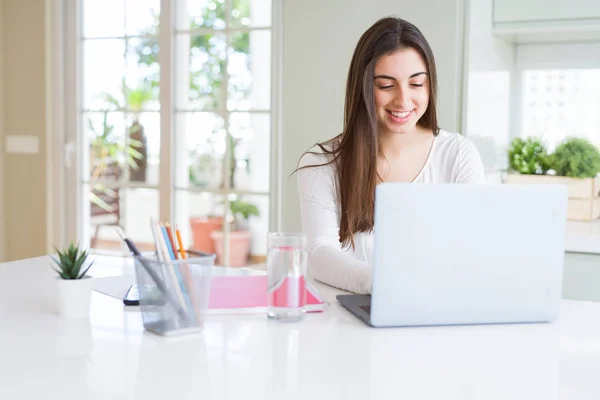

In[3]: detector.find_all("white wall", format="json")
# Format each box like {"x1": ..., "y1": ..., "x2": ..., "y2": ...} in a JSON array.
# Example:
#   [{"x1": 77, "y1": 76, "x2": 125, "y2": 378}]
[
  {"x1": 463, "y1": 0, "x2": 516, "y2": 183},
  {"x1": 281, "y1": 0, "x2": 467, "y2": 232}
]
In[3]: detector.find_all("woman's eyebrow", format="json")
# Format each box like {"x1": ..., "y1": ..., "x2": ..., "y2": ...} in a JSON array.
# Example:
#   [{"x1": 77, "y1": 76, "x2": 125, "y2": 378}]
[{"x1": 374, "y1": 72, "x2": 428, "y2": 80}]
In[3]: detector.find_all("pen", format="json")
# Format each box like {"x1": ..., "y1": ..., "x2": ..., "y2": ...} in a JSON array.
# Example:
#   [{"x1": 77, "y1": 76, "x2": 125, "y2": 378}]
[
  {"x1": 175, "y1": 225, "x2": 187, "y2": 260},
  {"x1": 117, "y1": 227, "x2": 141, "y2": 256},
  {"x1": 165, "y1": 223, "x2": 179, "y2": 260},
  {"x1": 117, "y1": 227, "x2": 189, "y2": 321}
]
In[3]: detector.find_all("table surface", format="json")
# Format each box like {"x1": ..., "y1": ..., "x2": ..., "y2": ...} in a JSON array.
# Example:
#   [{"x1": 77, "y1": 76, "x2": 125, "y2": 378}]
[{"x1": 1, "y1": 255, "x2": 599, "y2": 400}]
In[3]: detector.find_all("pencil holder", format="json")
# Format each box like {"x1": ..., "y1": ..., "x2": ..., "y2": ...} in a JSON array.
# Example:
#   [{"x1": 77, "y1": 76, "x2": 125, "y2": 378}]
[{"x1": 133, "y1": 255, "x2": 215, "y2": 336}]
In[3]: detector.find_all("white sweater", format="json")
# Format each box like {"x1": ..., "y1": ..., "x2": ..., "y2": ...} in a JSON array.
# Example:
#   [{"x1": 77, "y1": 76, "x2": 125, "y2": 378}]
[{"x1": 297, "y1": 130, "x2": 486, "y2": 294}]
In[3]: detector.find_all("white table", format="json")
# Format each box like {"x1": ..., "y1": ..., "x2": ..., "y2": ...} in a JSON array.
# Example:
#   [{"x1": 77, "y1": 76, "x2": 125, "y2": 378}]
[{"x1": 1, "y1": 255, "x2": 599, "y2": 400}]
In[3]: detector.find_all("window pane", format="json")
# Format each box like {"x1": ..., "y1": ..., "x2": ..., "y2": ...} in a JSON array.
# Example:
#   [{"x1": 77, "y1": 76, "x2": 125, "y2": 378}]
[
  {"x1": 126, "y1": 112, "x2": 160, "y2": 185},
  {"x1": 175, "y1": 33, "x2": 226, "y2": 110},
  {"x1": 85, "y1": 112, "x2": 127, "y2": 182},
  {"x1": 126, "y1": 38, "x2": 160, "y2": 111},
  {"x1": 227, "y1": 30, "x2": 271, "y2": 111},
  {"x1": 229, "y1": 112, "x2": 270, "y2": 192},
  {"x1": 126, "y1": 0, "x2": 160, "y2": 36},
  {"x1": 522, "y1": 69, "x2": 600, "y2": 150},
  {"x1": 176, "y1": 191, "x2": 225, "y2": 256},
  {"x1": 176, "y1": 112, "x2": 226, "y2": 189},
  {"x1": 121, "y1": 188, "x2": 160, "y2": 250},
  {"x1": 87, "y1": 187, "x2": 160, "y2": 253},
  {"x1": 83, "y1": 40, "x2": 126, "y2": 110},
  {"x1": 230, "y1": 0, "x2": 271, "y2": 28},
  {"x1": 178, "y1": 0, "x2": 226, "y2": 31},
  {"x1": 83, "y1": 0, "x2": 125, "y2": 38}
]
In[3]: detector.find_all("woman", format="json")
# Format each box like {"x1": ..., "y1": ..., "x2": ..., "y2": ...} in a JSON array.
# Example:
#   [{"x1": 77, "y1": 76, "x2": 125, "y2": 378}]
[{"x1": 296, "y1": 17, "x2": 485, "y2": 294}]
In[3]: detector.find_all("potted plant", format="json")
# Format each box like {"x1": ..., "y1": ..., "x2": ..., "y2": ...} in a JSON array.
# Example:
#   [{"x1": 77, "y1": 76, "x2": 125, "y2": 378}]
[
  {"x1": 89, "y1": 111, "x2": 143, "y2": 210},
  {"x1": 210, "y1": 198, "x2": 260, "y2": 267},
  {"x1": 51, "y1": 242, "x2": 95, "y2": 318},
  {"x1": 103, "y1": 79, "x2": 154, "y2": 182},
  {"x1": 189, "y1": 138, "x2": 222, "y2": 189},
  {"x1": 551, "y1": 137, "x2": 600, "y2": 178},
  {"x1": 507, "y1": 137, "x2": 551, "y2": 175},
  {"x1": 505, "y1": 136, "x2": 600, "y2": 220}
]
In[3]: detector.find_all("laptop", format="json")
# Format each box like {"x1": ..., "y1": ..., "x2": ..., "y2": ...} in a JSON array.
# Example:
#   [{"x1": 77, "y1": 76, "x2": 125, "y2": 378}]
[{"x1": 338, "y1": 183, "x2": 568, "y2": 328}]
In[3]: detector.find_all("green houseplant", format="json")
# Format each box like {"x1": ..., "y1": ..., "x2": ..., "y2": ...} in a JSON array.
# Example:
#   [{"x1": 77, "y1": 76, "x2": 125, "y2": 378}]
[
  {"x1": 51, "y1": 242, "x2": 95, "y2": 318},
  {"x1": 230, "y1": 198, "x2": 260, "y2": 231},
  {"x1": 507, "y1": 137, "x2": 551, "y2": 175},
  {"x1": 103, "y1": 80, "x2": 154, "y2": 182},
  {"x1": 550, "y1": 137, "x2": 600, "y2": 178},
  {"x1": 89, "y1": 111, "x2": 143, "y2": 213},
  {"x1": 505, "y1": 136, "x2": 600, "y2": 221}
]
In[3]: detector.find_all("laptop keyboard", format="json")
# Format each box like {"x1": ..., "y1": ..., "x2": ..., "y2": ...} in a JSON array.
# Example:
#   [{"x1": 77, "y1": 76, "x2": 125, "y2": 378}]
[{"x1": 359, "y1": 305, "x2": 371, "y2": 315}]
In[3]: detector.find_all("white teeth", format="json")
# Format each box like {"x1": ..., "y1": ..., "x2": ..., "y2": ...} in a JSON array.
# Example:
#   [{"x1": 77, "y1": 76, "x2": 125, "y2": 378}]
[{"x1": 390, "y1": 110, "x2": 411, "y2": 118}]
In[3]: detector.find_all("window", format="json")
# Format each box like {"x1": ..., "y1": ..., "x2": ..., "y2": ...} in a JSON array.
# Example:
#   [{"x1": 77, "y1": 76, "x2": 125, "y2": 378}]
[
  {"x1": 516, "y1": 43, "x2": 600, "y2": 151},
  {"x1": 73, "y1": 0, "x2": 274, "y2": 267},
  {"x1": 521, "y1": 69, "x2": 600, "y2": 150}
]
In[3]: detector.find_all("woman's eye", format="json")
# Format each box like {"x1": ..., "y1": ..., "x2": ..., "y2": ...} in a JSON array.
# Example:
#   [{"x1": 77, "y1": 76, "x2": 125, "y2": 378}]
[
  {"x1": 410, "y1": 83, "x2": 424, "y2": 87},
  {"x1": 378, "y1": 85, "x2": 394, "y2": 90}
]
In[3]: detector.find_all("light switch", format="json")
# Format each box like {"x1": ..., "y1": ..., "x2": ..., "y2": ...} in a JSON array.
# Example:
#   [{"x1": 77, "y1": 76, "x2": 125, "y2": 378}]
[{"x1": 4, "y1": 135, "x2": 40, "y2": 154}]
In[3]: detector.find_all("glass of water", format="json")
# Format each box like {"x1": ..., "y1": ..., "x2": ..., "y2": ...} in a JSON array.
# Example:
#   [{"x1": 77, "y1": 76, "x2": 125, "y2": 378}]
[{"x1": 267, "y1": 232, "x2": 307, "y2": 321}]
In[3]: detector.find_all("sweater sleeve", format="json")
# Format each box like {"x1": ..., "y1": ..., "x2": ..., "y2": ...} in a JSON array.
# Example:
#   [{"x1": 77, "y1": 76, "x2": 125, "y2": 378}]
[
  {"x1": 454, "y1": 137, "x2": 486, "y2": 184},
  {"x1": 296, "y1": 153, "x2": 373, "y2": 294}
]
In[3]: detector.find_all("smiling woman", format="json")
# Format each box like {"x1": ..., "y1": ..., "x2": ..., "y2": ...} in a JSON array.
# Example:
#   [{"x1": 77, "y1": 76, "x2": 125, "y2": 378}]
[{"x1": 295, "y1": 17, "x2": 486, "y2": 294}]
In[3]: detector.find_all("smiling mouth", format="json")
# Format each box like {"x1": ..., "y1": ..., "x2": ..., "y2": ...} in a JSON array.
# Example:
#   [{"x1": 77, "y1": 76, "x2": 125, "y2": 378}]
[
  {"x1": 387, "y1": 110, "x2": 412, "y2": 118},
  {"x1": 386, "y1": 109, "x2": 413, "y2": 123}
]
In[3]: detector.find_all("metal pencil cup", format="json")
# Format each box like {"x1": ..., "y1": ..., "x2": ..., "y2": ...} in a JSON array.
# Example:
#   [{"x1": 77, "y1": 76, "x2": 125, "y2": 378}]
[{"x1": 133, "y1": 255, "x2": 215, "y2": 336}]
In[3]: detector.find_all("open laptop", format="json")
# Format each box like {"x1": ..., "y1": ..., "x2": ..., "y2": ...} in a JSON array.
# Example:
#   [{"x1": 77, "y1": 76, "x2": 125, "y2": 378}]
[{"x1": 338, "y1": 183, "x2": 568, "y2": 328}]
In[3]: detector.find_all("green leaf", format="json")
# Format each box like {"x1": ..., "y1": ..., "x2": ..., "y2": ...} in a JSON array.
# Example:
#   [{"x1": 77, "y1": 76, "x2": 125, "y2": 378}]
[
  {"x1": 89, "y1": 192, "x2": 114, "y2": 212},
  {"x1": 78, "y1": 260, "x2": 95, "y2": 279},
  {"x1": 71, "y1": 249, "x2": 88, "y2": 279}
]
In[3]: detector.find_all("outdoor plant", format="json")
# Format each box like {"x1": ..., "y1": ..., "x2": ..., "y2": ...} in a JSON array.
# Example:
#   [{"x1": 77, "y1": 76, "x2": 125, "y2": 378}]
[
  {"x1": 230, "y1": 198, "x2": 260, "y2": 230},
  {"x1": 89, "y1": 111, "x2": 143, "y2": 211},
  {"x1": 551, "y1": 137, "x2": 600, "y2": 178},
  {"x1": 51, "y1": 242, "x2": 94, "y2": 280},
  {"x1": 508, "y1": 137, "x2": 551, "y2": 175}
]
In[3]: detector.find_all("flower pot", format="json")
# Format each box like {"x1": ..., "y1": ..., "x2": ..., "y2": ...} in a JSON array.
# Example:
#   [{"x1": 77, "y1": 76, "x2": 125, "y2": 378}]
[
  {"x1": 504, "y1": 173, "x2": 600, "y2": 221},
  {"x1": 210, "y1": 230, "x2": 252, "y2": 267},
  {"x1": 189, "y1": 216, "x2": 223, "y2": 254},
  {"x1": 56, "y1": 277, "x2": 93, "y2": 318}
]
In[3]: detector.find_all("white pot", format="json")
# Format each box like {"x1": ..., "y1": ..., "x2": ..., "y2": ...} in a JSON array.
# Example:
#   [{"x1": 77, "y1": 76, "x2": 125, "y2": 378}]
[{"x1": 56, "y1": 277, "x2": 93, "y2": 318}]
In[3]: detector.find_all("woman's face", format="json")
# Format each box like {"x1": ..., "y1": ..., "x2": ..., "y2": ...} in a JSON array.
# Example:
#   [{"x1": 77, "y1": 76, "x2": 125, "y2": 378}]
[{"x1": 373, "y1": 47, "x2": 429, "y2": 136}]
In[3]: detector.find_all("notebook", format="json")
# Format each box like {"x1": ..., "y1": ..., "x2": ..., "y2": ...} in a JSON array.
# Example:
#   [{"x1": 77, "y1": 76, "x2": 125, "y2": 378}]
[
  {"x1": 207, "y1": 275, "x2": 326, "y2": 314},
  {"x1": 99, "y1": 274, "x2": 327, "y2": 314}
]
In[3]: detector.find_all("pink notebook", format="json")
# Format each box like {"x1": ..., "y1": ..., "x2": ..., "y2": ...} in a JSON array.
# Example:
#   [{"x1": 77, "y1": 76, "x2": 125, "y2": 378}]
[{"x1": 207, "y1": 275, "x2": 326, "y2": 313}]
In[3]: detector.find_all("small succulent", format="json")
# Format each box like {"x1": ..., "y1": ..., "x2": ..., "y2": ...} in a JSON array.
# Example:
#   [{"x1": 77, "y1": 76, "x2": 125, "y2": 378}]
[{"x1": 51, "y1": 242, "x2": 94, "y2": 280}]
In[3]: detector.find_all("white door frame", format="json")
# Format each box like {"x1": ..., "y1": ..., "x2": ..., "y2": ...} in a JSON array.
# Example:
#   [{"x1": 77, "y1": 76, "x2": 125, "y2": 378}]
[
  {"x1": 0, "y1": 0, "x2": 5, "y2": 261},
  {"x1": 269, "y1": 0, "x2": 284, "y2": 233},
  {"x1": 64, "y1": 0, "x2": 82, "y2": 245},
  {"x1": 46, "y1": 0, "x2": 70, "y2": 250}
]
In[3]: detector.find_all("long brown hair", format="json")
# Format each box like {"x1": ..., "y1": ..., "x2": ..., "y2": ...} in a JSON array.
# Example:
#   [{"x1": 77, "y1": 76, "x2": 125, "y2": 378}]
[{"x1": 299, "y1": 17, "x2": 439, "y2": 249}]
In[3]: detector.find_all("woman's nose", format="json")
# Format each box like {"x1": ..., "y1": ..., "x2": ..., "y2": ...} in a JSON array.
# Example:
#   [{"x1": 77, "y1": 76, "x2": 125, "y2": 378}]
[{"x1": 393, "y1": 87, "x2": 410, "y2": 109}]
